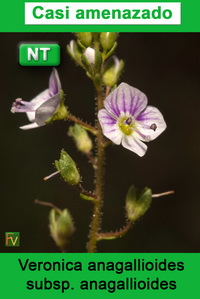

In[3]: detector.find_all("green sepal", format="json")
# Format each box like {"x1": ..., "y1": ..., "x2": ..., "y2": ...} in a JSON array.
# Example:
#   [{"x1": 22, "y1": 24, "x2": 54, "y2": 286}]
[
  {"x1": 49, "y1": 208, "x2": 75, "y2": 250},
  {"x1": 76, "y1": 32, "x2": 93, "y2": 47},
  {"x1": 100, "y1": 32, "x2": 118, "y2": 51},
  {"x1": 103, "y1": 57, "x2": 124, "y2": 87},
  {"x1": 67, "y1": 40, "x2": 84, "y2": 67},
  {"x1": 125, "y1": 185, "x2": 152, "y2": 222},
  {"x1": 55, "y1": 150, "x2": 80, "y2": 185},
  {"x1": 103, "y1": 42, "x2": 118, "y2": 60},
  {"x1": 81, "y1": 52, "x2": 93, "y2": 73},
  {"x1": 77, "y1": 39, "x2": 87, "y2": 50}
]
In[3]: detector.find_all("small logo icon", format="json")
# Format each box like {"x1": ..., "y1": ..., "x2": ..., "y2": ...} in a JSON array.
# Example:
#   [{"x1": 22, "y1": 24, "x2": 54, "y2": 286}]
[
  {"x1": 5, "y1": 232, "x2": 20, "y2": 247},
  {"x1": 19, "y1": 44, "x2": 60, "y2": 66}
]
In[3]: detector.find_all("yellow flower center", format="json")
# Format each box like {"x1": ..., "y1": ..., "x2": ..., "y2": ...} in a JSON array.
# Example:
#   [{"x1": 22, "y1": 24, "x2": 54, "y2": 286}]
[{"x1": 119, "y1": 117, "x2": 135, "y2": 135}]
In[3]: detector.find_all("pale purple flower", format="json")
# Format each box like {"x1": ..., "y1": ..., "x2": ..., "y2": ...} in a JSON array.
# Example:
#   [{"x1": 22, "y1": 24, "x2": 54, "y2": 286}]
[
  {"x1": 11, "y1": 68, "x2": 62, "y2": 130},
  {"x1": 98, "y1": 82, "x2": 166, "y2": 157}
]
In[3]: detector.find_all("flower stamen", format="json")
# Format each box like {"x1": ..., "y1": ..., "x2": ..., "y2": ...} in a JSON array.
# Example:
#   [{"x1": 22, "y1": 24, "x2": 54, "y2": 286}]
[
  {"x1": 11, "y1": 98, "x2": 37, "y2": 113},
  {"x1": 150, "y1": 123, "x2": 157, "y2": 131},
  {"x1": 125, "y1": 117, "x2": 133, "y2": 125},
  {"x1": 44, "y1": 170, "x2": 60, "y2": 181}
]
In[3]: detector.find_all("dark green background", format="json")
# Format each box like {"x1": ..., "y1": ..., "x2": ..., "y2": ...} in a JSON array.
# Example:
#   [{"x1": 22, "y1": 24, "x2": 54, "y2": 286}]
[{"x1": 1, "y1": 33, "x2": 200, "y2": 253}]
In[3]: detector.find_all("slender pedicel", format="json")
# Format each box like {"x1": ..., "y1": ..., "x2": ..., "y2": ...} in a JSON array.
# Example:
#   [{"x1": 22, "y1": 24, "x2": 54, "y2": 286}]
[{"x1": 152, "y1": 190, "x2": 174, "y2": 198}]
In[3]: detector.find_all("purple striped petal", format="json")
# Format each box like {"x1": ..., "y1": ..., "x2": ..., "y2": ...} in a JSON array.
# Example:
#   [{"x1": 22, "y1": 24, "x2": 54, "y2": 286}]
[
  {"x1": 49, "y1": 68, "x2": 61, "y2": 96},
  {"x1": 104, "y1": 82, "x2": 148, "y2": 118},
  {"x1": 26, "y1": 89, "x2": 50, "y2": 121},
  {"x1": 98, "y1": 82, "x2": 167, "y2": 156},
  {"x1": 30, "y1": 89, "x2": 50, "y2": 106},
  {"x1": 136, "y1": 105, "x2": 167, "y2": 141},
  {"x1": 98, "y1": 109, "x2": 123, "y2": 145}
]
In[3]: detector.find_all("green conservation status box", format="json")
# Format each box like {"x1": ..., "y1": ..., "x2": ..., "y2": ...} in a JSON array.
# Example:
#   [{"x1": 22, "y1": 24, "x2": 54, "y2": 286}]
[{"x1": 19, "y1": 44, "x2": 60, "y2": 66}]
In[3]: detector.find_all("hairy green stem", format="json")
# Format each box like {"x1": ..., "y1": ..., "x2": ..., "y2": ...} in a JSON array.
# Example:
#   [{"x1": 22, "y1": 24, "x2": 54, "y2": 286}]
[
  {"x1": 97, "y1": 221, "x2": 133, "y2": 241},
  {"x1": 75, "y1": 184, "x2": 96, "y2": 200},
  {"x1": 87, "y1": 87, "x2": 105, "y2": 253},
  {"x1": 67, "y1": 113, "x2": 97, "y2": 135}
]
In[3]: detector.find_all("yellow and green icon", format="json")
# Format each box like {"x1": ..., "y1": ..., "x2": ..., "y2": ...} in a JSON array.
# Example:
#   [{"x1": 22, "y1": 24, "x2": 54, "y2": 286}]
[{"x1": 5, "y1": 232, "x2": 20, "y2": 247}]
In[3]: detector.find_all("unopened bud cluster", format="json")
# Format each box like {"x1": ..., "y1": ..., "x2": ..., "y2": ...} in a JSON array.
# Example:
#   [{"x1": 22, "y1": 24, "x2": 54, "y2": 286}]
[{"x1": 67, "y1": 32, "x2": 124, "y2": 86}]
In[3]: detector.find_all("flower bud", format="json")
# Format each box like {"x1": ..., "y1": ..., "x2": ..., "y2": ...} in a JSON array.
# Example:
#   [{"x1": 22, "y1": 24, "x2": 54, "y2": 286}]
[
  {"x1": 102, "y1": 56, "x2": 124, "y2": 87},
  {"x1": 68, "y1": 124, "x2": 93, "y2": 153},
  {"x1": 49, "y1": 209, "x2": 75, "y2": 250},
  {"x1": 125, "y1": 185, "x2": 152, "y2": 222},
  {"x1": 67, "y1": 40, "x2": 83, "y2": 66},
  {"x1": 55, "y1": 150, "x2": 80, "y2": 185},
  {"x1": 82, "y1": 47, "x2": 102, "y2": 75},
  {"x1": 76, "y1": 32, "x2": 92, "y2": 47},
  {"x1": 83, "y1": 47, "x2": 95, "y2": 65},
  {"x1": 100, "y1": 32, "x2": 118, "y2": 51}
]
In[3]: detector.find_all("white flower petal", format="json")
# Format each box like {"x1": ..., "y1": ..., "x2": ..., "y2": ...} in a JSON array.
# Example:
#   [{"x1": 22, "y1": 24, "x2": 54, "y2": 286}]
[
  {"x1": 26, "y1": 88, "x2": 50, "y2": 122},
  {"x1": 29, "y1": 88, "x2": 50, "y2": 106},
  {"x1": 20, "y1": 122, "x2": 39, "y2": 130},
  {"x1": 112, "y1": 56, "x2": 120, "y2": 74},
  {"x1": 136, "y1": 105, "x2": 167, "y2": 141},
  {"x1": 69, "y1": 40, "x2": 76, "y2": 53},
  {"x1": 98, "y1": 109, "x2": 123, "y2": 145},
  {"x1": 122, "y1": 135, "x2": 147, "y2": 157},
  {"x1": 104, "y1": 82, "x2": 148, "y2": 118},
  {"x1": 35, "y1": 94, "x2": 60, "y2": 126},
  {"x1": 49, "y1": 68, "x2": 62, "y2": 96},
  {"x1": 84, "y1": 47, "x2": 95, "y2": 64},
  {"x1": 26, "y1": 112, "x2": 35, "y2": 122}
]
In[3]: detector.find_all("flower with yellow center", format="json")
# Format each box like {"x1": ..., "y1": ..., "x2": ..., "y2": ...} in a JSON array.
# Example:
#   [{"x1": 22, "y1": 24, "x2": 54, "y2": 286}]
[{"x1": 98, "y1": 82, "x2": 166, "y2": 157}]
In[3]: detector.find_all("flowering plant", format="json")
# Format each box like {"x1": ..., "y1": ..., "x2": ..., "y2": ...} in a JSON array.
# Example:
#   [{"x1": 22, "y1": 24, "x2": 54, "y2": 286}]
[{"x1": 11, "y1": 33, "x2": 173, "y2": 252}]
